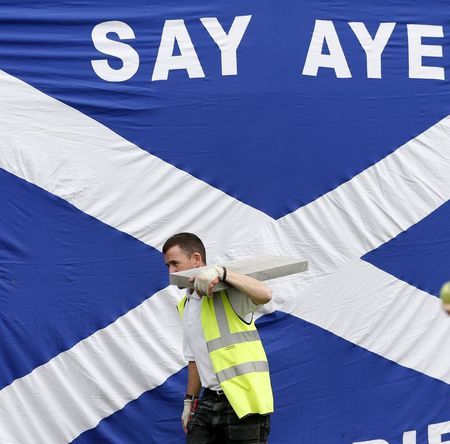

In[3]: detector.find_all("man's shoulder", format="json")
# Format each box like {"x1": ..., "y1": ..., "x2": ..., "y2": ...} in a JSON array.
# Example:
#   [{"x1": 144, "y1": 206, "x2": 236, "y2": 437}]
[{"x1": 226, "y1": 287, "x2": 259, "y2": 318}]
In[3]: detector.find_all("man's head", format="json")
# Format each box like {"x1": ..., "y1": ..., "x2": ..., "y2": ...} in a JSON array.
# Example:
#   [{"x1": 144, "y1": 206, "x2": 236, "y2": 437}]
[
  {"x1": 162, "y1": 232, "x2": 206, "y2": 273},
  {"x1": 440, "y1": 281, "x2": 450, "y2": 316}
]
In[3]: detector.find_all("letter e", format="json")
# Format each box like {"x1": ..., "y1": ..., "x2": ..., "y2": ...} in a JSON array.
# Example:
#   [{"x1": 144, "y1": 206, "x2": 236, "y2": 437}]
[{"x1": 407, "y1": 24, "x2": 445, "y2": 80}]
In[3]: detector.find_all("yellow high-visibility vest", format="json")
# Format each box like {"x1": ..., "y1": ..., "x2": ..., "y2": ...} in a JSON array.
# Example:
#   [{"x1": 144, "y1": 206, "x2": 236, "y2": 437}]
[{"x1": 178, "y1": 290, "x2": 274, "y2": 418}]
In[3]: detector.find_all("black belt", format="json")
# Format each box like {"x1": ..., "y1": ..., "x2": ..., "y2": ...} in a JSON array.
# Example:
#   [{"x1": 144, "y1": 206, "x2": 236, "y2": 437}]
[{"x1": 203, "y1": 388, "x2": 226, "y2": 398}]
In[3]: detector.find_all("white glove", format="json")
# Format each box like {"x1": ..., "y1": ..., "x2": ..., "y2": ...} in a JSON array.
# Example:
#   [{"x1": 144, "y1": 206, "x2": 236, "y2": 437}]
[
  {"x1": 181, "y1": 397, "x2": 199, "y2": 433},
  {"x1": 181, "y1": 399, "x2": 192, "y2": 432},
  {"x1": 194, "y1": 265, "x2": 224, "y2": 297}
]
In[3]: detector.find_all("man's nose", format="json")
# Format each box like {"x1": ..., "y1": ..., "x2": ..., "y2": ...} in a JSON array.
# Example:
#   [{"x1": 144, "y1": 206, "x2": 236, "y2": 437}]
[{"x1": 169, "y1": 265, "x2": 177, "y2": 273}]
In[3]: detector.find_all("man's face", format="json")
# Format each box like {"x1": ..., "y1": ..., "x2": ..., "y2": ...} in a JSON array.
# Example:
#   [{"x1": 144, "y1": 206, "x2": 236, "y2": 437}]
[{"x1": 163, "y1": 245, "x2": 203, "y2": 274}]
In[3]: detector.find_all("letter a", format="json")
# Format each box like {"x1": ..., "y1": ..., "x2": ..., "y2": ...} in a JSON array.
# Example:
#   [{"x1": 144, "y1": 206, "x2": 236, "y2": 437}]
[
  {"x1": 152, "y1": 19, "x2": 205, "y2": 81},
  {"x1": 302, "y1": 20, "x2": 351, "y2": 78}
]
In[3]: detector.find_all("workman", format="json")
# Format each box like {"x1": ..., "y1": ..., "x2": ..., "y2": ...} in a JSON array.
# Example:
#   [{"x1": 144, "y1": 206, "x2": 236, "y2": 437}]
[{"x1": 162, "y1": 232, "x2": 273, "y2": 443}]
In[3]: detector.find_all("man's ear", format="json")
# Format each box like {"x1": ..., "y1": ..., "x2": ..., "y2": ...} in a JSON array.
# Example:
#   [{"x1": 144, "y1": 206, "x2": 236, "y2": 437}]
[{"x1": 191, "y1": 252, "x2": 203, "y2": 267}]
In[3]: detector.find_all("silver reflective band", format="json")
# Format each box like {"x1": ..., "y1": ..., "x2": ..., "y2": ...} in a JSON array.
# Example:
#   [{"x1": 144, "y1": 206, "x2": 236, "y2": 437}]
[
  {"x1": 207, "y1": 330, "x2": 260, "y2": 352},
  {"x1": 213, "y1": 292, "x2": 230, "y2": 337},
  {"x1": 216, "y1": 361, "x2": 269, "y2": 383}
]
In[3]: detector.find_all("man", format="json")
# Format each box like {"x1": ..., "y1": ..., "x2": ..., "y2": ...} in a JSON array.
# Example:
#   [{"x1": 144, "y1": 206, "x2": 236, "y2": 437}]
[{"x1": 162, "y1": 232, "x2": 273, "y2": 443}]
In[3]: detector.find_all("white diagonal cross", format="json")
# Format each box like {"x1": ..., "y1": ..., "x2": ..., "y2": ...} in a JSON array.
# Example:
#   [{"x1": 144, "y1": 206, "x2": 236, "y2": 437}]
[{"x1": 0, "y1": 70, "x2": 449, "y2": 443}]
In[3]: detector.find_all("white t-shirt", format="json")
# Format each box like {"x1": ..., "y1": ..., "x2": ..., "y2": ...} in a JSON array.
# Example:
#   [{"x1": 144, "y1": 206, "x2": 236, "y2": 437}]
[{"x1": 182, "y1": 288, "x2": 259, "y2": 391}]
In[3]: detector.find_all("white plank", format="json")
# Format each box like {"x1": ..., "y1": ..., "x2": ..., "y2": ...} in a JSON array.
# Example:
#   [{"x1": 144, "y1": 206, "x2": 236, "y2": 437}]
[{"x1": 170, "y1": 255, "x2": 308, "y2": 290}]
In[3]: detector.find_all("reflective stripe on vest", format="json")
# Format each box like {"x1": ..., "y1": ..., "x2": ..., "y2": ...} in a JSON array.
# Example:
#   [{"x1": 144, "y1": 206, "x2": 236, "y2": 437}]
[
  {"x1": 207, "y1": 330, "x2": 260, "y2": 352},
  {"x1": 216, "y1": 360, "x2": 269, "y2": 383}
]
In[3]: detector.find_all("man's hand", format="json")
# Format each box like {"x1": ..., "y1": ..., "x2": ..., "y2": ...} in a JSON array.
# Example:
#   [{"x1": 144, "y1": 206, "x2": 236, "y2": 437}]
[
  {"x1": 192, "y1": 266, "x2": 224, "y2": 297},
  {"x1": 181, "y1": 398, "x2": 199, "y2": 433},
  {"x1": 181, "y1": 398, "x2": 192, "y2": 433}
]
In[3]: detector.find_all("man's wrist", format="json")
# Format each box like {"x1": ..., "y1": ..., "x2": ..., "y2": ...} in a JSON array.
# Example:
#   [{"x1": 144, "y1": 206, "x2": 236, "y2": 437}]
[{"x1": 184, "y1": 393, "x2": 199, "y2": 400}]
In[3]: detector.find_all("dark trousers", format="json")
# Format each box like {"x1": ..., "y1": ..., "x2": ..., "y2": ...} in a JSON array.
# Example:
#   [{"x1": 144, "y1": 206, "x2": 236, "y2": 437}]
[{"x1": 186, "y1": 388, "x2": 270, "y2": 444}]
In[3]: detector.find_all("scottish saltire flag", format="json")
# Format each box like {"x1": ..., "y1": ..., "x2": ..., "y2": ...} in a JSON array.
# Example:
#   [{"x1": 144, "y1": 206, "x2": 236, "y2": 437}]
[{"x1": 0, "y1": 1, "x2": 450, "y2": 443}]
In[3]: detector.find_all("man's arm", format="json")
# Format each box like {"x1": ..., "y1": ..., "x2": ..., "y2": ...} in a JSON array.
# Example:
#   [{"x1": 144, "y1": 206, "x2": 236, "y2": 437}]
[
  {"x1": 224, "y1": 269, "x2": 272, "y2": 305},
  {"x1": 186, "y1": 361, "x2": 202, "y2": 397},
  {"x1": 182, "y1": 361, "x2": 202, "y2": 433}
]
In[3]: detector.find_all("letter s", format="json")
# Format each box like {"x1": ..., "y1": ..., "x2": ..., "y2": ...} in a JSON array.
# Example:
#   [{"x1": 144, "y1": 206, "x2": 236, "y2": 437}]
[{"x1": 91, "y1": 21, "x2": 139, "y2": 82}]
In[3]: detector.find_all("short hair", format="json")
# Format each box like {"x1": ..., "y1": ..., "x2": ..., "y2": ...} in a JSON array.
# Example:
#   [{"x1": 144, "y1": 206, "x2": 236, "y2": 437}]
[{"x1": 162, "y1": 232, "x2": 206, "y2": 264}]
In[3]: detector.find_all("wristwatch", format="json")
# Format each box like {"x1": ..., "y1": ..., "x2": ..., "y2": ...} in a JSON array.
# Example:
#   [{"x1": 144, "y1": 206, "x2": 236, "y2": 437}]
[{"x1": 221, "y1": 266, "x2": 227, "y2": 283}]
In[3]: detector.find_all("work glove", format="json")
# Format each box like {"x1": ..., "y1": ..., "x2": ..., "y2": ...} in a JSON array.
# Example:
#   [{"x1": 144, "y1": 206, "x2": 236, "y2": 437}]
[
  {"x1": 193, "y1": 265, "x2": 224, "y2": 297},
  {"x1": 181, "y1": 397, "x2": 199, "y2": 433}
]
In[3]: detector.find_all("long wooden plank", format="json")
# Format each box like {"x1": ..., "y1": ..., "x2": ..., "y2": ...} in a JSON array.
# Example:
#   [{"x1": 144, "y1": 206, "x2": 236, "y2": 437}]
[{"x1": 170, "y1": 255, "x2": 308, "y2": 290}]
